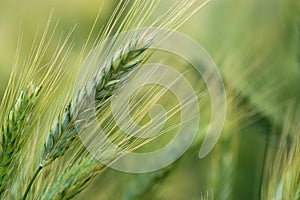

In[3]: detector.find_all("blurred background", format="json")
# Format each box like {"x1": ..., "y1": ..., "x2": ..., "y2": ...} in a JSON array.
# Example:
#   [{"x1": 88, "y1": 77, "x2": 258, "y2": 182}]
[{"x1": 0, "y1": 0, "x2": 299, "y2": 199}]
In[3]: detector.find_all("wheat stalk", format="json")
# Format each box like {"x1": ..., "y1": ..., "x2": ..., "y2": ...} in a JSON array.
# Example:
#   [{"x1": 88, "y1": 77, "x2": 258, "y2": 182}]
[
  {"x1": 0, "y1": 83, "x2": 40, "y2": 197},
  {"x1": 22, "y1": 36, "x2": 150, "y2": 200}
]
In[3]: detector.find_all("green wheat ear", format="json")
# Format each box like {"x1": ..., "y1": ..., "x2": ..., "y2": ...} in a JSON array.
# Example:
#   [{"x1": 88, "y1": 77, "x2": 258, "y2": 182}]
[
  {"x1": 40, "y1": 36, "x2": 150, "y2": 167},
  {"x1": 0, "y1": 83, "x2": 40, "y2": 197},
  {"x1": 22, "y1": 36, "x2": 151, "y2": 200}
]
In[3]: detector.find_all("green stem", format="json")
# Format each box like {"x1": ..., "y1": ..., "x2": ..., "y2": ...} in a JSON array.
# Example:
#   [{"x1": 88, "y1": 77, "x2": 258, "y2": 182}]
[{"x1": 22, "y1": 165, "x2": 43, "y2": 200}]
